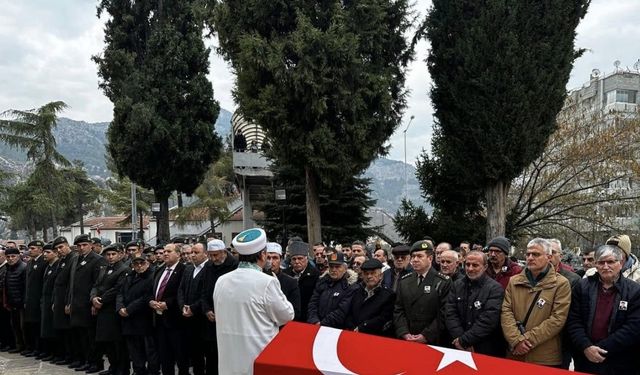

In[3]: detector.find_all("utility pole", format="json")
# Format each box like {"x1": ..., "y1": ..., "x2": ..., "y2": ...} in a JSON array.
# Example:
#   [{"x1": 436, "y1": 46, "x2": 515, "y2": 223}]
[
  {"x1": 131, "y1": 183, "x2": 137, "y2": 240},
  {"x1": 403, "y1": 115, "x2": 415, "y2": 198}
]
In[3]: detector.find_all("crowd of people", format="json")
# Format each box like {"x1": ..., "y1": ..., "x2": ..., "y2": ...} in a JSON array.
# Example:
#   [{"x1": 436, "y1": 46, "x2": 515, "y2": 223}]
[{"x1": 0, "y1": 231, "x2": 639, "y2": 375}]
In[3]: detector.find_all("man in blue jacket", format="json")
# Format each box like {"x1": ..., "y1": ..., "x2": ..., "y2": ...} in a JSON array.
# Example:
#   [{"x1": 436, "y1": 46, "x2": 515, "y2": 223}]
[
  {"x1": 567, "y1": 244, "x2": 640, "y2": 374},
  {"x1": 307, "y1": 252, "x2": 356, "y2": 328}
]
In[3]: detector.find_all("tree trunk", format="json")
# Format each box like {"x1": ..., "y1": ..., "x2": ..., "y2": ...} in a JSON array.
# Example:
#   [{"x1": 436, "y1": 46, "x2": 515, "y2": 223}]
[
  {"x1": 80, "y1": 210, "x2": 84, "y2": 234},
  {"x1": 305, "y1": 166, "x2": 322, "y2": 245},
  {"x1": 485, "y1": 180, "x2": 509, "y2": 241},
  {"x1": 177, "y1": 192, "x2": 183, "y2": 208},
  {"x1": 42, "y1": 227, "x2": 48, "y2": 242},
  {"x1": 209, "y1": 212, "x2": 216, "y2": 237},
  {"x1": 155, "y1": 191, "x2": 171, "y2": 243},
  {"x1": 50, "y1": 209, "x2": 58, "y2": 237}
]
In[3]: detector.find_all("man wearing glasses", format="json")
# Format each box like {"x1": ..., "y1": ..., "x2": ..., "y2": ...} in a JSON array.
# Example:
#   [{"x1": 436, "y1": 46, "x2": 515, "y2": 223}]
[
  {"x1": 486, "y1": 236, "x2": 522, "y2": 289},
  {"x1": 382, "y1": 244, "x2": 412, "y2": 292},
  {"x1": 283, "y1": 241, "x2": 319, "y2": 322}
]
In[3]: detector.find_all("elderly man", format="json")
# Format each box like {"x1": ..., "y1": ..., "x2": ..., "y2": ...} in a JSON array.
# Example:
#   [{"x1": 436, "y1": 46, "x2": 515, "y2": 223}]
[
  {"x1": 214, "y1": 229, "x2": 294, "y2": 375},
  {"x1": 200, "y1": 239, "x2": 238, "y2": 375},
  {"x1": 266, "y1": 242, "x2": 301, "y2": 320},
  {"x1": 549, "y1": 239, "x2": 580, "y2": 287},
  {"x1": 445, "y1": 250, "x2": 505, "y2": 357},
  {"x1": 394, "y1": 240, "x2": 451, "y2": 345},
  {"x1": 567, "y1": 244, "x2": 640, "y2": 374},
  {"x1": 4, "y1": 247, "x2": 27, "y2": 354},
  {"x1": 350, "y1": 254, "x2": 367, "y2": 282},
  {"x1": 373, "y1": 248, "x2": 391, "y2": 272},
  {"x1": 312, "y1": 242, "x2": 328, "y2": 273},
  {"x1": 23, "y1": 240, "x2": 46, "y2": 358},
  {"x1": 501, "y1": 238, "x2": 571, "y2": 367},
  {"x1": 434, "y1": 242, "x2": 452, "y2": 271},
  {"x1": 382, "y1": 244, "x2": 412, "y2": 292},
  {"x1": 344, "y1": 259, "x2": 395, "y2": 336},
  {"x1": 283, "y1": 241, "x2": 319, "y2": 322},
  {"x1": 486, "y1": 236, "x2": 522, "y2": 289},
  {"x1": 90, "y1": 243, "x2": 129, "y2": 375},
  {"x1": 585, "y1": 234, "x2": 640, "y2": 282},
  {"x1": 308, "y1": 252, "x2": 357, "y2": 328},
  {"x1": 439, "y1": 249, "x2": 463, "y2": 281}
]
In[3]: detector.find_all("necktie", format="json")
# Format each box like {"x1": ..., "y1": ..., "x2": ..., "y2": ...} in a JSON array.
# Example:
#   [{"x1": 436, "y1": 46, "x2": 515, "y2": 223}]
[
  {"x1": 418, "y1": 275, "x2": 424, "y2": 286},
  {"x1": 156, "y1": 268, "x2": 173, "y2": 300}
]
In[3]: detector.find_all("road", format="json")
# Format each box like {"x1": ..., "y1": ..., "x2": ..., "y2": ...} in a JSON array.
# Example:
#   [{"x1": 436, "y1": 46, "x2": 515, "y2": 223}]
[{"x1": 0, "y1": 352, "x2": 78, "y2": 375}]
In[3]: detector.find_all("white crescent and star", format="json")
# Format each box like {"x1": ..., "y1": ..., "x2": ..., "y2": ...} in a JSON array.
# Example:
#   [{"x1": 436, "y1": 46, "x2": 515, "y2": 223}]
[{"x1": 311, "y1": 326, "x2": 477, "y2": 374}]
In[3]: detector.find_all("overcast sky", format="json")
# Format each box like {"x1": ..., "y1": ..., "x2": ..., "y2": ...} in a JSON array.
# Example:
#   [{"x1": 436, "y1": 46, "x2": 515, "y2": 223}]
[{"x1": 1, "y1": 0, "x2": 638, "y2": 165}]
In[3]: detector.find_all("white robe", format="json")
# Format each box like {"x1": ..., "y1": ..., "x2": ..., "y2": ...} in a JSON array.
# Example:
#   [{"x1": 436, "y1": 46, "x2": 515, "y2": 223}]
[{"x1": 214, "y1": 267, "x2": 294, "y2": 375}]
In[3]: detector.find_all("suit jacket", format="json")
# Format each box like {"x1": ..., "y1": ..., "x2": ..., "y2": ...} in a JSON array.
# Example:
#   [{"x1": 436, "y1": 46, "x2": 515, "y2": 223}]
[
  {"x1": 91, "y1": 260, "x2": 129, "y2": 341},
  {"x1": 283, "y1": 264, "x2": 320, "y2": 322},
  {"x1": 345, "y1": 283, "x2": 395, "y2": 336},
  {"x1": 394, "y1": 267, "x2": 451, "y2": 345},
  {"x1": 177, "y1": 261, "x2": 208, "y2": 316},
  {"x1": 69, "y1": 251, "x2": 107, "y2": 327},
  {"x1": 116, "y1": 268, "x2": 154, "y2": 336},
  {"x1": 25, "y1": 254, "x2": 47, "y2": 322},
  {"x1": 277, "y1": 271, "x2": 301, "y2": 321},
  {"x1": 41, "y1": 260, "x2": 61, "y2": 338},
  {"x1": 150, "y1": 261, "x2": 186, "y2": 328}
]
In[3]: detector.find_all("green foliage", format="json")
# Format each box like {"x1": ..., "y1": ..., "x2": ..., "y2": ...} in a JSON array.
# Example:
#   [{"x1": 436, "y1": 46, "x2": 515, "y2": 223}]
[
  {"x1": 258, "y1": 161, "x2": 376, "y2": 243},
  {"x1": 213, "y1": 0, "x2": 412, "y2": 240},
  {"x1": 58, "y1": 163, "x2": 102, "y2": 226},
  {"x1": 393, "y1": 199, "x2": 432, "y2": 244},
  {"x1": 419, "y1": 0, "x2": 590, "y2": 238},
  {"x1": 94, "y1": 0, "x2": 222, "y2": 241}
]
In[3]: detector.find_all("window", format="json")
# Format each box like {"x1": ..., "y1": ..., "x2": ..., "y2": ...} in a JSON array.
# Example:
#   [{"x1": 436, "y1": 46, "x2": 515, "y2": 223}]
[{"x1": 605, "y1": 89, "x2": 637, "y2": 105}]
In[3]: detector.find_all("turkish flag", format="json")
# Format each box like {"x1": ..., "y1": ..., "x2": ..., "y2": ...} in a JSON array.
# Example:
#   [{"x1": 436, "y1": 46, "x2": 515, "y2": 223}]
[{"x1": 255, "y1": 322, "x2": 583, "y2": 375}]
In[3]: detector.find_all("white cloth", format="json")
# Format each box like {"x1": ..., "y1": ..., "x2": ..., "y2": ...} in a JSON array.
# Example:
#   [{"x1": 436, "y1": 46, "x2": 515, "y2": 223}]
[{"x1": 214, "y1": 267, "x2": 294, "y2": 375}]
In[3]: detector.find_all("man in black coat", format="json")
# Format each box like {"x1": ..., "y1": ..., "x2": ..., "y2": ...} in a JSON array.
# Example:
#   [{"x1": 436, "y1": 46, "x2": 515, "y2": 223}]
[
  {"x1": 39, "y1": 243, "x2": 61, "y2": 362},
  {"x1": 149, "y1": 243, "x2": 187, "y2": 375},
  {"x1": 567, "y1": 244, "x2": 640, "y2": 375},
  {"x1": 117, "y1": 256, "x2": 158, "y2": 375},
  {"x1": 283, "y1": 241, "x2": 319, "y2": 323},
  {"x1": 23, "y1": 240, "x2": 47, "y2": 358},
  {"x1": 265, "y1": 242, "x2": 301, "y2": 320},
  {"x1": 68, "y1": 234, "x2": 107, "y2": 372},
  {"x1": 177, "y1": 242, "x2": 208, "y2": 375},
  {"x1": 51, "y1": 236, "x2": 77, "y2": 365},
  {"x1": 0, "y1": 248, "x2": 14, "y2": 351},
  {"x1": 200, "y1": 240, "x2": 238, "y2": 375},
  {"x1": 445, "y1": 250, "x2": 506, "y2": 357},
  {"x1": 307, "y1": 252, "x2": 356, "y2": 328},
  {"x1": 344, "y1": 259, "x2": 395, "y2": 336},
  {"x1": 382, "y1": 244, "x2": 413, "y2": 292},
  {"x1": 90, "y1": 243, "x2": 129, "y2": 375},
  {"x1": 3, "y1": 247, "x2": 27, "y2": 354}
]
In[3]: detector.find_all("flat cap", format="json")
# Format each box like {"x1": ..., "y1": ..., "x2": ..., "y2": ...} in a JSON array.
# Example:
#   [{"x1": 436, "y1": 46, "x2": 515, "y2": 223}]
[
  {"x1": 27, "y1": 240, "x2": 44, "y2": 248},
  {"x1": 361, "y1": 259, "x2": 383, "y2": 270}
]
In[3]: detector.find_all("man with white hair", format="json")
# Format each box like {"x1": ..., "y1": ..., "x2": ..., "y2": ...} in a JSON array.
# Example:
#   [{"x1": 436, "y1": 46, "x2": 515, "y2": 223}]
[
  {"x1": 265, "y1": 242, "x2": 301, "y2": 320},
  {"x1": 214, "y1": 228, "x2": 294, "y2": 375},
  {"x1": 501, "y1": 238, "x2": 571, "y2": 367},
  {"x1": 439, "y1": 250, "x2": 463, "y2": 281},
  {"x1": 584, "y1": 234, "x2": 640, "y2": 282},
  {"x1": 567, "y1": 244, "x2": 640, "y2": 374},
  {"x1": 200, "y1": 238, "x2": 237, "y2": 375}
]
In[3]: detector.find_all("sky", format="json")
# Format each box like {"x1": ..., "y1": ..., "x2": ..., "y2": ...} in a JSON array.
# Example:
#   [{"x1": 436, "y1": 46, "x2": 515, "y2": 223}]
[{"x1": 0, "y1": 0, "x2": 638, "y2": 165}]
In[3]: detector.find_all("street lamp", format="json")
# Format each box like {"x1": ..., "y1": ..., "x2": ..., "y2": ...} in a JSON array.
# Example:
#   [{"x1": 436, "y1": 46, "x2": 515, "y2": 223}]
[{"x1": 403, "y1": 115, "x2": 415, "y2": 198}]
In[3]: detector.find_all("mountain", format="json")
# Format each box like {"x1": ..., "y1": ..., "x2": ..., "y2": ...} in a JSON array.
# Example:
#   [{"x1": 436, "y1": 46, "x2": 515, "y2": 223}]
[{"x1": 0, "y1": 108, "x2": 426, "y2": 215}]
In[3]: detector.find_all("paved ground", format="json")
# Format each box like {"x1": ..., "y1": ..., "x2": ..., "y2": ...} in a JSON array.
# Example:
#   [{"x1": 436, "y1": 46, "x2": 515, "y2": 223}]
[{"x1": 0, "y1": 352, "x2": 78, "y2": 375}]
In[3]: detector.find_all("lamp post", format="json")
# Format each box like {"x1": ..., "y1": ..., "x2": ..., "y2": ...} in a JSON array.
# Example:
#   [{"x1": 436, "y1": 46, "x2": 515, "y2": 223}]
[{"x1": 403, "y1": 115, "x2": 415, "y2": 199}]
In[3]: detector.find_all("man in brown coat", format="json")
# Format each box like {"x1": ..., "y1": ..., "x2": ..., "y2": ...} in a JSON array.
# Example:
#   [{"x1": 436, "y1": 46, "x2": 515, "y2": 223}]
[{"x1": 501, "y1": 238, "x2": 571, "y2": 367}]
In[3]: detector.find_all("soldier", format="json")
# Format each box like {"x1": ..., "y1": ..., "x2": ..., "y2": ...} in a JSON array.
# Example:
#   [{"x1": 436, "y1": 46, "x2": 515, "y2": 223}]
[
  {"x1": 90, "y1": 243, "x2": 129, "y2": 375},
  {"x1": 91, "y1": 237, "x2": 103, "y2": 255},
  {"x1": 344, "y1": 259, "x2": 395, "y2": 336},
  {"x1": 283, "y1": 241, "x2": 319, "y2": 323},
  {"x1": 4, "y1": 247, "x2": 27, "y2": 354},
  {"x1": 51, "y1": 236, "x2": 77, "y2": 365},
  {"x1": 178, "y1": 242, "x2": 208, "y2": 375},
  {"x1": 117, "y1": 255, "x2": 158, "y2": 375},
  {"x1": 39, "y1": 243, "x2": 61, "y2": 362},
  {"x1": 67, "y1": 234, "x2": 107, "y2": 372},
  {"x1": 382, "y1": 244, "x2": 412, "y2": 292},
  {"x1": 23, "y1": 240, "x2": 46, "y2": 358},
  {"x1": 394, "y1": 240, "x2": 451, "y2": 345},
  {"x1": 124, "y1": 241, "x2": 140, "y2": 268}
]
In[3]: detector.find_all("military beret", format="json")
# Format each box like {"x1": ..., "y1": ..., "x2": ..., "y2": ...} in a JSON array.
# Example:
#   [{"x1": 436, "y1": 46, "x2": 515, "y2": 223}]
[
  {"x1": 102, "y1": 243, "x2": 124, "y2": 253},
  {"x1": 125, "y1": 241, "x2": 139, "y2": 249},
  {"x1": 27, "y1": 240, "x2": 44, "y2": 248},
  {"x1": 43, "y1": 242, "x2": 53, "y2": 251},
  {"x1": 74, "y1": 234, "x2": 91, "y2": 245},
  {"x1": 132, "y1": 255, "x2": 148, "y2": 263},
  {"x1": 52, "y1": 236, "x2": 67, "y2": 247},
  {"x1": 91, "y1": 237, "x2": 102, "y2": 245},
  {"x1": 142, "y1": 246, "x2": 154, "y2": 254},
  {"x1": 361, "y1": 259, "x2": 384, "y2": 270},
  {"x1": 410, "y1": 240, "x2": 434, "y2": 254},
  {"x1": 288, "y1": 241, "x2": 309, "y2": 257},
  {"x1": 5, "y1": 248, "x2": 20, "y2": 255},
  {"x1": 171, "y1": 237, "x2": 186, "y2": 244}
]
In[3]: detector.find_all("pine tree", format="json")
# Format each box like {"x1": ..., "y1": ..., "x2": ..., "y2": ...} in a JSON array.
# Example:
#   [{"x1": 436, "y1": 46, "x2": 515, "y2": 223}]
[
  {"x1": 213, "y1": 0, "x2": 412, "y2": 243},
  {"x1": 94, "y1": 0, "x2": 222, "y2": 242},
  {"x1": 422, "y1": 0, "x2": 590, "y2": 240}
]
